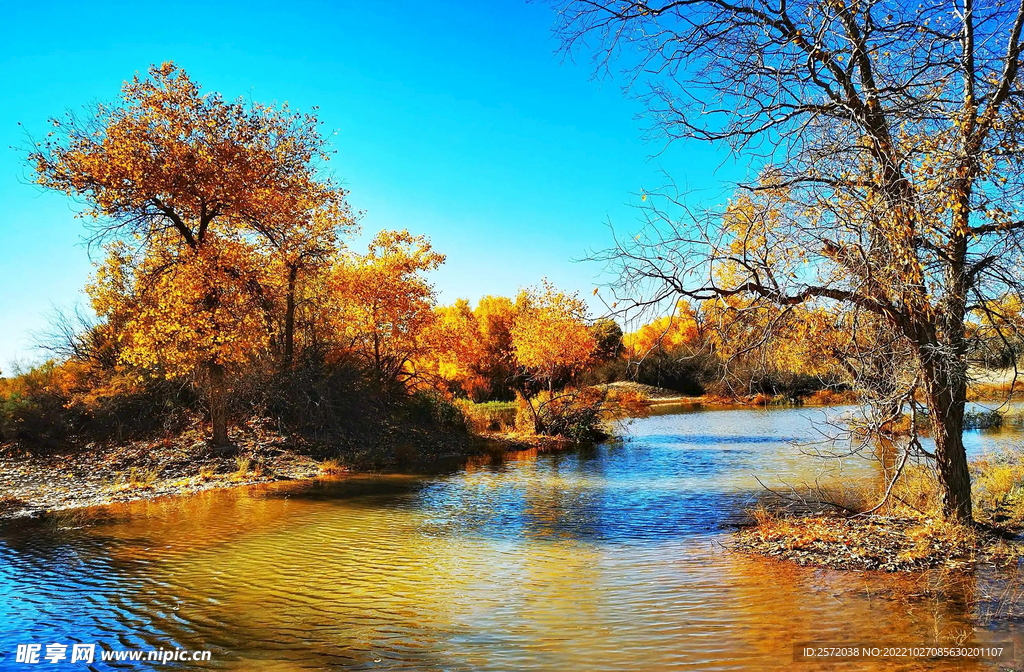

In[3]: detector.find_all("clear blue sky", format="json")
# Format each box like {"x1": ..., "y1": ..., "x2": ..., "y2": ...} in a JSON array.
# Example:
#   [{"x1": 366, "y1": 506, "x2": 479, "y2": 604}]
[{"x1": 0, "y1": 0, "x2": 744, "y2": 370}]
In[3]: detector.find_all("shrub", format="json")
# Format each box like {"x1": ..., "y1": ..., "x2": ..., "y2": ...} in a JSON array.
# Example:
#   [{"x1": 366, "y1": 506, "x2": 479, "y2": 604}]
[
  {"x1": 964, "y1": 409, "x2": 1003, "y2": 429},
  {"x1": 406, "y1": 391, "x2": 467, "y2": 432},
  {"x1": 0, "y1": 361, "x2": 199, "y2": 451},
  {"x1": 1, "y1": 391, "x2": 70, "y2": 449},
  {"x1": 318, "y1": 458, "x2": 346, "y2": 475},
  {"x1": 973, "y1": 452, "x2": 1024, "y2": 524},
  {"x1": 535, "y1": 388, "x2": 610, "y2": 442},
  {"x1": 229, "y1": 357, "x2": 375, "y2": 443}
]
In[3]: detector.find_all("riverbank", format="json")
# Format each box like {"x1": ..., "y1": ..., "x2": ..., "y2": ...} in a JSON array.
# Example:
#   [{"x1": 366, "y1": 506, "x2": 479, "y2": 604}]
[
  {"x1": 0, "y1": 419, "x2": 572, "y2": 521},
  {"x1": 735, "y1": 511, "x2": 1024, "y2": 571},
  {"x1": 600, "y1": 381, "x2": 862, "y2": 408},
  {"x1": 732, "y1": 410, "x2": 1024, "y2": 572}
]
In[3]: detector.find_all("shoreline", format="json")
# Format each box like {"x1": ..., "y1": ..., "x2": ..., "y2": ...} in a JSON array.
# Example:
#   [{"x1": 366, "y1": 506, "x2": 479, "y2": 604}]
[
  {"x1": 4, "y1": 393, "x2": 1021, "y2": 548},
  {"x1": 0, "y1": 425, "x2": 572, "y2": 523},
  {"x1": 733, "y1": 513, "x2": 1024, "y2": 572}
]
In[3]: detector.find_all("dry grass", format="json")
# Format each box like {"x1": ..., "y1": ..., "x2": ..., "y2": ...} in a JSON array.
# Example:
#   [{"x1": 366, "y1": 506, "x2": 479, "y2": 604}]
[
  {"x1": 739, "y1": 455, "x2": 1024, "y2": 571},
  {"x1": 230, "y1": 454, "x2": 272, "y2": 481},
  {"x1": 739, "y1": 509, "x2": 1021, "y2": 571},
  {"x1": 456, "y1": 400, "x2": 517, "y2": 433},
  {"x1": 899, "y1": 517, "x2": 980, "y2": 565},
  {"x1": 318, "y1": 458, "x2": 346, "y2": 475},
  {"x1": 973, "y1": 452, "x2": 1024, "y2": 526},
  {"x1": 231, "y1": 456, "x2": 251, "y2": 481},
  {"x1": 875, "y1": 462, "x2": 943, "y2": 516},
  {"x1": 112, "y1": 466, "x2": 162, "y2": 492},
  {"x1": 198, "y1": 464, "x2": 217, "y2": 482}
]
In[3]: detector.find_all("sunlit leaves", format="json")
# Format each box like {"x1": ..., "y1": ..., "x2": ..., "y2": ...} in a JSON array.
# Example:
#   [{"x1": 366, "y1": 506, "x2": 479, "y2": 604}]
[
  {"x1": 327, "y1": 230, "x2": 444, "y2": 382},
  {"x1": 511, "y1": 280, "x2": 596, "y2": 386}
]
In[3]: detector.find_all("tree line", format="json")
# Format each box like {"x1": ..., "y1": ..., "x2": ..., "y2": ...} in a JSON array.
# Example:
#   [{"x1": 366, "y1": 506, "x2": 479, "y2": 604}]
[{"x1": 12, "y1": 63, "x2": 828, "y2": 451}]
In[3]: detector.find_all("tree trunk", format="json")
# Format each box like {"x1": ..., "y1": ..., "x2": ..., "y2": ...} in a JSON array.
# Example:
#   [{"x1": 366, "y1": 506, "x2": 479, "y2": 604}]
[
  {"x1": 921, "y1": 357, "x2": 973, "y2": 522},
  {"x1": 517, "y1": 384, "x2": 545, "y2": 435},
  {"x1": 209, "y1": 361, "x2": 230, "y2": 447},
  {"x1": 282, "y1": 264, "x2": 298, "y2": 369}
]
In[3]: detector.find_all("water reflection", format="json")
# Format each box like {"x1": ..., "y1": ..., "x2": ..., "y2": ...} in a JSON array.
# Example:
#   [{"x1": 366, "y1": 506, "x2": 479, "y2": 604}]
[{"x1": 1, "y1": 405, "x2": 1023, "y2": 670}]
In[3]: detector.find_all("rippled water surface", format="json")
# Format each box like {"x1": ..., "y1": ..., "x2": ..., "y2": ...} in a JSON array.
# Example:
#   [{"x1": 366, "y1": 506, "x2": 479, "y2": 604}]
[{"x1": 3, "y1": 404, "x2": 1024, "y2": 670}]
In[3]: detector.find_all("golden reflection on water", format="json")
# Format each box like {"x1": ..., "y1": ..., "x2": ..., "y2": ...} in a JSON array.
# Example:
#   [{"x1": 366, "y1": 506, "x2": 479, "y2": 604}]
[{"x1": 3, "y1": 406, "x2": 1024, "y2": 670}]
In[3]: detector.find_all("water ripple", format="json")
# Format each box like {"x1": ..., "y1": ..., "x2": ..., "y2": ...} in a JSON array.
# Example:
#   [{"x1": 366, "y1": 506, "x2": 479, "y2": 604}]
[{"x1": 1, "y1": 405, "x2": 1023, "y2": 670}]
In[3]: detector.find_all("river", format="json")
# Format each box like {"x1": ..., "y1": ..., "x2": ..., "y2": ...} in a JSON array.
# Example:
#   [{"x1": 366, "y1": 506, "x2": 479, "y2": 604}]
[{"x1": 2, "y1": 404, "x2": 1023, "y2": 670}]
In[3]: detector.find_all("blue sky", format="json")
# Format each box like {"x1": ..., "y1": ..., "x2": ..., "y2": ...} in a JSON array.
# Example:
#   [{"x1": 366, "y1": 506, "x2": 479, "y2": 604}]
[{"x1": 0, "y1": 0, "x2": 744, "y2": 370}]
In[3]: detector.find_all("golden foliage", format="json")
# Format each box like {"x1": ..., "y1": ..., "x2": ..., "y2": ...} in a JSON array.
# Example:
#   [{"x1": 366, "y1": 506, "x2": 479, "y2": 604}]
[
  {"x1": 328, "y1": 230, "x2": 444, "y2": 381},
  {"x1": 623, "y1": 301, "x2": 701, "y2": 357},
  {"x1": 89, "y1": 237, "x2": 276, "y2": 376},
  {"x1": 511, "y1": 280, "x2": 596, "y2": 386}
]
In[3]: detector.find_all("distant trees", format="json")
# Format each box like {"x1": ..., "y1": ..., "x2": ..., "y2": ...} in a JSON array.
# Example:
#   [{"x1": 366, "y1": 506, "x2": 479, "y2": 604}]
[
  {"x1": 553, "y1": 0, "x2": 1024, "y2": 521},
  {"x1": 420, "y1": 295, "x2": 518, "y2": 401},
  {"x1": 624, "y1": 302, "x2": 701, "y2": 359},
  {"x1": 589, "y1": 318, "x2": 624, "y2": 362},
  {"x1": 465, "y1": 296, "x2": 519, "y2": 399},
  {"x1": 419, "y1": 282, "x2": 598, "y2": 403}
]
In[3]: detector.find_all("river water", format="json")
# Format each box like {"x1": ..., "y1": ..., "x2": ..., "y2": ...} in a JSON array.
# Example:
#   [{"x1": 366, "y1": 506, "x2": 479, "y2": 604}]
[{"x1": 2, "y1": 404, "x2": 1024, "y2": 670}]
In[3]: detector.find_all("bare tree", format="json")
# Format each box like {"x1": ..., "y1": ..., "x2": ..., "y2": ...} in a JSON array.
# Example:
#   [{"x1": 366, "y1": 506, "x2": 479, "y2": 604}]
[
  {"x1": 553, "y1": 0, "x2": 1024, "y2": 521},
  {"x1": 32, "y1": 304, "x2": 119, "y2": 370}
]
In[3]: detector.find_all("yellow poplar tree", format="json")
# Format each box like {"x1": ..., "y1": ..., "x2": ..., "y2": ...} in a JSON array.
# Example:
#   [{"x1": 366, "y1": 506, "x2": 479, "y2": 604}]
[
  {"x1": 511, "y1": 280, "x2": 596, "y2": 392},
  {"x1": 329, "y1": 230, "x2": 445, "y2": 387},
  {"x1": 30, "y1": 62, "x2": 351, "y2": 445}
]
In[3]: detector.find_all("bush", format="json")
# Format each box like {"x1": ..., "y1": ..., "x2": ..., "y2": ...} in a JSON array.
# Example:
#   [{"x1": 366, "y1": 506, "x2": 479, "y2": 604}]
[
  {"x1": 82, "y1": 376, "x2": 198, "y2": 441},
  {"x1": 1, "y1": 391, "x2": 70, "y2": 448},
  {"x1": 964, "y1": 408, "x2": 1003, "y2": 429},
  {"x1": 229, "y1": 356, "x2": 470, "y2": 461},
  {"x1": 0, "y1": 361, "x2": 198, "y2": 450},
  {"x1": 0, "y1": 354, "x2": 471, "y2": 457},
  {"x1": 518, "y1": 388, "x2": 610, "y2": 442},
  {"x1": 230, "y1": 356, "x2": 393, "y2": 445},
  {"x1": 540, "y1": 388, "x2": 610, "y2": 442},
  {"x1": 406, "y1": 391, "x2": 467, "y2": 432},
  {"x1": 0, "y1": 362, "x2": 73, "y2": 448}
]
